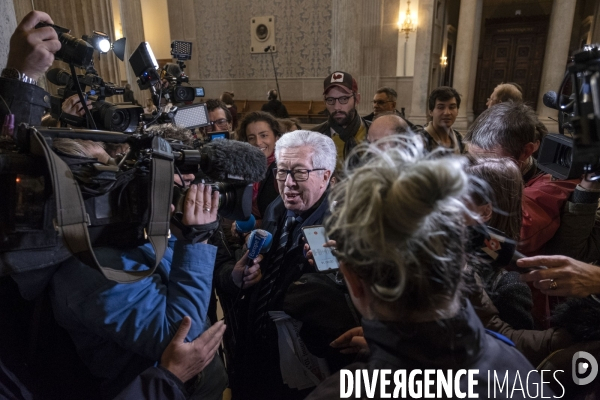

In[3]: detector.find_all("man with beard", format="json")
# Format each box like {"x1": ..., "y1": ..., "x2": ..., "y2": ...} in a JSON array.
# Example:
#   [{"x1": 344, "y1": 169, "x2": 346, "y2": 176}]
[{"x1": 313, "y1": 71, "x2": 370, "y2": 167}]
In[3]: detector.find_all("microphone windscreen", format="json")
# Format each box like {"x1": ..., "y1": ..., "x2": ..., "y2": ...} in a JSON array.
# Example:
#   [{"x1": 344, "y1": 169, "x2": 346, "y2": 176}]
[
  {"x1": 200, "y1": 140, "x2": 267, "y2": 183},
  {"x1": 235, "y1": 215, "x2": 256, "y2": 233},
  {"x1": 46, "y1": 68, "x2": 72, "y2": 87},
  {"x1": 247, "y1": 229, "x2": 272, "y2": 259},
  {"x1": 164, "y1": 62, "x2": 182, "y2": 78},
  {"x1": 543, "y1": 91, "x2": 558, "y2": 110}
]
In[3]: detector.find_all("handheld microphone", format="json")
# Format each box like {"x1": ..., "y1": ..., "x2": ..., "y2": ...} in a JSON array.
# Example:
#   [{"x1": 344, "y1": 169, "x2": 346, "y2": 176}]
[
  {"x1": 246, "y1": 229, "x2": 273, "y2": 266},
  {"x1": 235, "y1": 215, "x2": 256, "y2": 234},
  {"x1": 46, "y1": 68, "x2": 73, "y2": 87},
  {"x1": 199, "y1": 139, "x2": 267, "y2": 183}
]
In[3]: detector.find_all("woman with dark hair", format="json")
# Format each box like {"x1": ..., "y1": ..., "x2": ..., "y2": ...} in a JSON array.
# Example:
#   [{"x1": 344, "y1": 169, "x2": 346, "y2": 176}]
[
  {"x1": 235, "y1": 111, "x2": 283, "y2": 227},
  {"x1": 307, "y1": 136, "x2": 551, "y2": 399},
  {"x1": 467, "y1": 157, "x2": 534, "y2": 330},
  {"x1": 220, "y1": 91, "x2": 238, "y2": 130}
]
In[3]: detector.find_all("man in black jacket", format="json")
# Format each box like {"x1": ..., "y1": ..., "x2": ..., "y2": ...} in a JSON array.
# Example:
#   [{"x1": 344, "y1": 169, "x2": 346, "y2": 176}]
[
  {"x1": 261, "y1": 89, "x2": 289, "y2": 118},
  {"x1": 216, "y1": 130, "x2": 337, "y2": 400}
]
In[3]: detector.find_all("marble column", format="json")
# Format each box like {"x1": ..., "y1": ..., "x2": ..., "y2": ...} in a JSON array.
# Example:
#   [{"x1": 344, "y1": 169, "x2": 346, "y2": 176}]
[
  {"x1": 593, "y1": 1, "x2": 600, "y2": 44},
  {"x1": 119, "y1": 0, "x2": 147, "y2": 105},
  {"x1": 408, "y1": 0, "x2": 435, "y2": 126},
  {"x1": 536, "y1": 0, "x2": 577, "y2": 133},
  {"x1": 465, "y1": 0, "x2": 483, "y2": 125},
  {"x1": 331, "y1": 0, "x2": 381, "y2": 115},
  {"x1": 0, "y1": 1, "x2": 17, "y2": 71},
  {"x1": 452, "y1": 0, "x2": 482, "y2": 131}
]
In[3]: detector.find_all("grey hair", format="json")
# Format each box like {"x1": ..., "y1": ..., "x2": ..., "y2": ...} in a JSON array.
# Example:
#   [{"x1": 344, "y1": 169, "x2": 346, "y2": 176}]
[
  {"x1": 376, "y1": 87, "x2": 397, "y2": 102},
  {"x1": 275, "y1": 130, "x2": 336, "y2": 174},
  {"x1": 326, "y1": 135, "x2": 478, "y2": 316},
  {"x1": 464, "y1": 102, "x2": 538, "y2": 160}
]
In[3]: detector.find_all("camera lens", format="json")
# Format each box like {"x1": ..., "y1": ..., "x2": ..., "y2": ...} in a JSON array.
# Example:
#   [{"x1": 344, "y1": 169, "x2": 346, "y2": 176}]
[{"x1": 557, "y1": 146, "x2": 572, "y2": 168}]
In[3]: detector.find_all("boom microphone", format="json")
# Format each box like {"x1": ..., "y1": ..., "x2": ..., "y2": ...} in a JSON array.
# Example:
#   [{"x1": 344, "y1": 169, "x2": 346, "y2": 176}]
[
  {"x1": 200, "y1": 140, "x2": 267, "y2": 182},
  {"x1": 543, "y1": 91, "x2": 575, "y2": 113},
  {"x1": 46, "y1": 68, "x2": 73, "y2": 87}
]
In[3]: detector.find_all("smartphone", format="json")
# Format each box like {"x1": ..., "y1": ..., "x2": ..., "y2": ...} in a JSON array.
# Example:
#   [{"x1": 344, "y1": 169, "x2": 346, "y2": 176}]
[{"x1": 302, "y1": 225, "x2": 339, "y2": 272}]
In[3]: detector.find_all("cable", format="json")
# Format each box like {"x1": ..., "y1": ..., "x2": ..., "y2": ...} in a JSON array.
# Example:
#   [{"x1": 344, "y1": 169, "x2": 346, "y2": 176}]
[
  {"x1": 69, "y1": 63, "x2": 97, "y2": 130},
  {"x1": 0, "y1": 93, "x2": 11, "y2": 114}
]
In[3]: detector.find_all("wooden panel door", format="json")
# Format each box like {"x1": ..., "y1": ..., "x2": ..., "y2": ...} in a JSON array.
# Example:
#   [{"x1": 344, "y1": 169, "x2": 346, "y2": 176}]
[{"x1": 474, "y1": 16, "x2": 549, "y2": 116}]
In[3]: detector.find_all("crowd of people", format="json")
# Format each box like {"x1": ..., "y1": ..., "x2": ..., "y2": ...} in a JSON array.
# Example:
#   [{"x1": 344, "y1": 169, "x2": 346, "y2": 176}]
[{"x1": 1, "y1": 9, "x2": 600, "y2": 400}]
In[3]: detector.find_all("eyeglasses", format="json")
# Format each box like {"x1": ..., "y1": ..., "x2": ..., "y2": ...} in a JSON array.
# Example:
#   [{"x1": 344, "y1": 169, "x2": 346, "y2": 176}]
[
  {"x1": 204, "y1": 118, "x2": 229, "y2": 132},
  {"x1": 324, "y1": 95, "x2": 354, "y2": 105},
  {"x1": 273, "y1": 168, "x2": 326, "y2": 182},
  {"x1": 373, "y1": 100, "x2": 393, "y2": 106}
]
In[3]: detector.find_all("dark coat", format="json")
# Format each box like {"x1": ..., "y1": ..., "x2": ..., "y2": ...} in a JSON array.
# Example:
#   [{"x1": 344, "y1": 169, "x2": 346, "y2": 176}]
[
  {"x1": 261, "y1": 99, "x2": 289, "y2": 118},
  {"x1": 307, "y1": 301, "x2": 555, "y2": 400},
  {"x1": 215, "y1": 194, "x2": 330, "y2": 400},
  {"x1": 255, "y1": 161, "x2": 279, "y2": 218}
]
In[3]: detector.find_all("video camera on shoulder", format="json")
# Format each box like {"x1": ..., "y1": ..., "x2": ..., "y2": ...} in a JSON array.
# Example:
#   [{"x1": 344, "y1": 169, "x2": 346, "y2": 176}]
[
  {"x1": 538, "y1": 45, "x2": 600, "y2": 179},
  {"x1": 0, "y1": 123, "x2": 266, "y2": 280}
]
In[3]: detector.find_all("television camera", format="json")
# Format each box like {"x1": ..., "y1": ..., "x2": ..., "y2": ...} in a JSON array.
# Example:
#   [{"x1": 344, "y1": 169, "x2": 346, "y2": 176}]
[{"x1": 538, "y1": 45, "x2": 600, "y2": 180}]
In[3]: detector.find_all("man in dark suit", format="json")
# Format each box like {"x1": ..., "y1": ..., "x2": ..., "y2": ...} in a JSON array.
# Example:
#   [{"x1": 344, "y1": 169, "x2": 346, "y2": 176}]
[
  {"x1": 261, "y1": 89, "x2": 289, "y2": 118},
  {"x1": 216, "y1": 130, "x2": 337, "y2": 400}
]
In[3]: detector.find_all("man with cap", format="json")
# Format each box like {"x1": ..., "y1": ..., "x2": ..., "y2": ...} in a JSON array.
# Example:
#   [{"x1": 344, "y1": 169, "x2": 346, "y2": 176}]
[{"x1": 313, "y1": 71, "x2": 370, "y2": 166}]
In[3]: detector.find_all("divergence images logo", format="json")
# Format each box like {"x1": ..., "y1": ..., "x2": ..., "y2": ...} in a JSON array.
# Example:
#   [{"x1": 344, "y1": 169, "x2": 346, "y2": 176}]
[{"x1": 572, "y1": 351, "x2": 598, "y2": 386}]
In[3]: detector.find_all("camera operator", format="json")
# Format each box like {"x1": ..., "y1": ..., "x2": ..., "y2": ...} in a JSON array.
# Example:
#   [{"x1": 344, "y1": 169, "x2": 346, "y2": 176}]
[
  {"x1": 1, "y1": 12, "x2": 228, "y2": 399},
  {"x1": 0, "y1": 11, "x2": 59, "y2": 127}
]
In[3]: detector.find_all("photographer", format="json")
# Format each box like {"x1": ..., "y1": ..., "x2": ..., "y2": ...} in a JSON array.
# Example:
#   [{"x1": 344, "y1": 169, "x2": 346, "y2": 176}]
[
  {"x1": 1, "y1": 12, "x2": 227, "y2": 399},
  {"x1": 0, "y1": 11, "x2": 59, "y2": 127}
]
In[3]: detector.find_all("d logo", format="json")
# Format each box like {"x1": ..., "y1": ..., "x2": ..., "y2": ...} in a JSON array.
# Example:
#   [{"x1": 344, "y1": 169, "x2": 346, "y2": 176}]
[{"x1": 572, "y1": 351, "x2": 598, "y2": 385}]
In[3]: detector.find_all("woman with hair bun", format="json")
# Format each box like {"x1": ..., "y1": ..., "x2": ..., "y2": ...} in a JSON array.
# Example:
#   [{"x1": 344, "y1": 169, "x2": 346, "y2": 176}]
[{"x1": 307, "y1": 136, "x2": 552, "y2": 399}]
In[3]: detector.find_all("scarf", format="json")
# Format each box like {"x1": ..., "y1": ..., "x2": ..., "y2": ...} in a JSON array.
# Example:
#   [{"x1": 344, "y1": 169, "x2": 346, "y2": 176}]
[
  {"x1": 328, "y1": 109, "x2": 362, "y2": 158},
  {"x1": 252, "y1": 152, "x2": 276, "y2": 217}
]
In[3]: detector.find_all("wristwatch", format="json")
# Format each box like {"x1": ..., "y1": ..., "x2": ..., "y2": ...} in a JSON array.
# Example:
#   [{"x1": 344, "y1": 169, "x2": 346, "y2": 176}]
[{"x1": 1, "y1": 67, "x2": 37, "y2": 86}]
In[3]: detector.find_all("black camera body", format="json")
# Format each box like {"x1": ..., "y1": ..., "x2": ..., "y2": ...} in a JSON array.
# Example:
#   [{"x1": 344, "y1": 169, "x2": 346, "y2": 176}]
[
  {"x1": 48, "y1": 68, "x2": 143, "y2": 133},
  {"x1": 0, "y1": 125, "x2": 253, "y2": 278},
  {"x1": 538, "y1": 45, "x2": 600, "y2": 179}
]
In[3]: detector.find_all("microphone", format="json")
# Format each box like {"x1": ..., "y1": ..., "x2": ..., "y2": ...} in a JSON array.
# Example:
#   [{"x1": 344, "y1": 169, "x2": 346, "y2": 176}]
[
  {"x1": 46, "y1": 68, "x2": 73, "y2": 87},
  {"x1": 235, "y1": 215, "x2": 256, "y2": 234},
  {"x1": 543, "y1": 91, "x2": 575, "y2": 112},
  {"x1": 163, "y1": 62, "x2": 182, "y2": 78},
  {"x1": 264, "y1": 45, "x2": 271, "y2": 52},
  {"x1": 246, "y1": 229, "x2": 273, "y2": 263},
  {"x1": 199, "y1": 139, "x2": 267, "y2": 183}
]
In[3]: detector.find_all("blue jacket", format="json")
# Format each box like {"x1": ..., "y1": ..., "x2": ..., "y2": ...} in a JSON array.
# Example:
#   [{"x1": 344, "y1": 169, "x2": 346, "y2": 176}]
[{"x1": 49, "y1": 237, "x2": 216, "y2": 396}]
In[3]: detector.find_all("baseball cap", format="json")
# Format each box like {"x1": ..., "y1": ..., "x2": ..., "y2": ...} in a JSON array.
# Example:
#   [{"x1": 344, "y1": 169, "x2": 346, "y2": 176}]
[{"x1": 323, "y1": 71, "x2": 358, "y2": 95}]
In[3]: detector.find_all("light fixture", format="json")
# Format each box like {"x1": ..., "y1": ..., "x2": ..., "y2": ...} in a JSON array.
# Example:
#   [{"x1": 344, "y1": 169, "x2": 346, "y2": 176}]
[
  {"x1": 441, "y1": 56, "x2": 448, "y2": 67},
  {"x1": 399, "y1": 0, "x2": 417, "y2": 41}
]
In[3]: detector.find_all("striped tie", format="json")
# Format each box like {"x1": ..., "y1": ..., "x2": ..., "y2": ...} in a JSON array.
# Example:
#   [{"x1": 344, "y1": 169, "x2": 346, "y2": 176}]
[{"x1": 253, "y1": 215, "x2": 295, "y2": 335}]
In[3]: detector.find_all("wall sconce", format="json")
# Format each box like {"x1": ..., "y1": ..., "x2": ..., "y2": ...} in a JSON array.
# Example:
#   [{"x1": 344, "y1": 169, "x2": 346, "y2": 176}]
[
  {"x1": 440, "y1": 56, "x2": 448, "y2": 67},
  {"x1": 398, "y1": 0, "x2": 417, "y2": 41}
]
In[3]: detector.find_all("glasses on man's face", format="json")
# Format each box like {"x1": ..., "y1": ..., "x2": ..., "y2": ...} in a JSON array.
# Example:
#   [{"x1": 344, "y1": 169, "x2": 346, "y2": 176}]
[
  {"x1": 273, "y1": 168, "x2": 325, "y2": 182},
  {"x1": 373, "y1": 100, "x2": 393, "y2": 106},
  {"x1": 204, "y1": 118, "x2": 229, "y2": 132},
  {"x1": 324, "y1": 95, "x2": 354, "y2": 106}
]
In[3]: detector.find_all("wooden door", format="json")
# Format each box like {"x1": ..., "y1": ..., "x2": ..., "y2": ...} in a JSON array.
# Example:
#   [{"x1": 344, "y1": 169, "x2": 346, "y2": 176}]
[{"x1": 474, "y1": 16, "x2": 549, "y2": 116}]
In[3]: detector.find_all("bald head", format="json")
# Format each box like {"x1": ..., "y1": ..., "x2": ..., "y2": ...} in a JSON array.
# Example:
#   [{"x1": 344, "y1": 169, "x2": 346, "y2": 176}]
[
  {"x1": 487, "y1": 83, "x2": 523, "y2": 108},
  {"x1": 368, "y1": 113, "x2": 409, "y2": 142}
]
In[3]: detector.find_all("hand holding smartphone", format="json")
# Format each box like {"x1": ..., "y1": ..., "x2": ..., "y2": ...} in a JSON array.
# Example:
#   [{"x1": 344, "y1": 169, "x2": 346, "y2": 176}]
[{"x1": 302, "y1": 225, "x2": 339, "y2": 272}]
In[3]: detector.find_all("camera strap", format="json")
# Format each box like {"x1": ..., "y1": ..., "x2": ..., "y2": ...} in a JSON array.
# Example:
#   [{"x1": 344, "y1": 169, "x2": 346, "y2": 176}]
[{"x1": 29, "y1": 128, "x2": 173, "y2": 283}]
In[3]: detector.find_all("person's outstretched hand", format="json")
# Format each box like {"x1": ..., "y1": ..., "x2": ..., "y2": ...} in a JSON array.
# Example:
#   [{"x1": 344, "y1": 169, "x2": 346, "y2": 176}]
[
  {"x1": 6, "y1": 11, "x2": 61, "y2": 81},
  {"x1": 160, "y1": 317, "x2": 226, "y2": 383}
]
